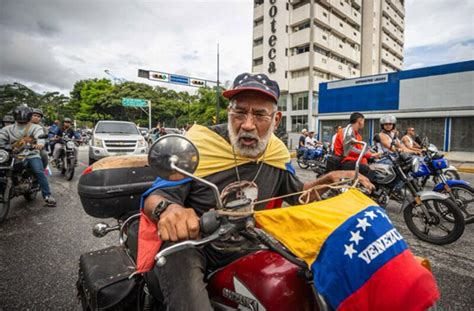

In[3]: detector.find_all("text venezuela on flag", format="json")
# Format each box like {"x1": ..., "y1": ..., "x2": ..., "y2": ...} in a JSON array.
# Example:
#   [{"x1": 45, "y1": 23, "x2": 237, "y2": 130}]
[{"x1": 254, "y1": 189, "x2": 440, "y2": 311}]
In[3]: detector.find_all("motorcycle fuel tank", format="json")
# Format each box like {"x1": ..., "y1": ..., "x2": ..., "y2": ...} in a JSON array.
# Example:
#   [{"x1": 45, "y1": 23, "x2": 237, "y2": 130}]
[
  {"x1": 207, "y1": 250, "x2": 316, "y2": 311},
  {"x1": 370, "y1": 162, "x2": 397, "y2": 184}
]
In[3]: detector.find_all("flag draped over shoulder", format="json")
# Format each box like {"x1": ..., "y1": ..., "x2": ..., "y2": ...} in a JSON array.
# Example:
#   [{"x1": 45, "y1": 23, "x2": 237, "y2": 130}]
[
  {"x1": 254, "y1": 189, "x2": 440, "y2": 311},
  {"x1": 136, "y1": 124, "x2": 293, "y2": 273}
]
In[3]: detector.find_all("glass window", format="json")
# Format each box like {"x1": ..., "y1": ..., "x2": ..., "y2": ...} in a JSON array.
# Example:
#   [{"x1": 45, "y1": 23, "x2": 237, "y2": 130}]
[
  {"x1": 277, "y1": 94, "x2": 287, "y2": 111},
  {"x1": 291, "y1": 115, "x2": 308, "y2": 132},
  {"x1": 450, "y1": 117, "x2": 474, "y2": 152},
  {"x1": 292, "y1": 92, "x2": 308, "y2": 111}
]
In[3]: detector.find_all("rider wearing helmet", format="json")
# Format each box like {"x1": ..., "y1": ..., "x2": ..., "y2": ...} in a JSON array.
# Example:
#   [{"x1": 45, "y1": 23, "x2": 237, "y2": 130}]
[
  {"x1": 0, "y1": 106, "x2": 56, "y2": 206},
  {"x1": 52, "y1": 118, "x2": 81, "y2": 167},
  {"x1": 2, "y1": 115, "x2": 15, "y2": 128},
  {"x1": 30, "y1": 108, "x2": 49, "y2": 168},
  {"x1": 376, "y1": 115, "x2": 420, "y2": 155}
]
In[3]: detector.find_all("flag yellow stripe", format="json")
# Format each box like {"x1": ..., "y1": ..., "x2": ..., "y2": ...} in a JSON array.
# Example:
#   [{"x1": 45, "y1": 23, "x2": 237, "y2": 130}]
[
  {"x1": 186, "y1": 125, "x2": 290, "y2": 177},
  {"x1": 254, "y1": 189, "x2": 376, "y2": 266}
]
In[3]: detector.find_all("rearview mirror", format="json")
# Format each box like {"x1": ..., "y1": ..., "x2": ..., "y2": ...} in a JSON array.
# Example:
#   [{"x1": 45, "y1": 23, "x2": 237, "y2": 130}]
[{"x1": 148, "y1": 134, "x2": 199, "y2": 181}]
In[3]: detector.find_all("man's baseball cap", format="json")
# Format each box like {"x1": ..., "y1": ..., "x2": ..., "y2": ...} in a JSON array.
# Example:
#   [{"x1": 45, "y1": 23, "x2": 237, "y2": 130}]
[{"x1": 223, "y1": 72, "x2": 280, "y2": 103}]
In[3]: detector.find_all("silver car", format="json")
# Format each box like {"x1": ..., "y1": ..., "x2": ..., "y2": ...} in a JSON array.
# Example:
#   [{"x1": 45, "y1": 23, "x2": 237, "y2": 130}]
[{"x1": 88, "y1": 121, "x2": 148, "y2": 165}]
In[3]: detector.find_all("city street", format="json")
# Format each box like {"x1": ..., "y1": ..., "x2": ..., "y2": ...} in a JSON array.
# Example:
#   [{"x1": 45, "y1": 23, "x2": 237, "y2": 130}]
[{"x1": 0, "y1": 146, "x2": 472, "y2": 310}]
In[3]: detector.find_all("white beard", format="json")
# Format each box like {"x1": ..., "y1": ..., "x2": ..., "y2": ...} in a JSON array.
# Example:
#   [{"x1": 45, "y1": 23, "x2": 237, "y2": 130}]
[{"x1": 228, "y1": 120, "x2": 275, "y2": 158}]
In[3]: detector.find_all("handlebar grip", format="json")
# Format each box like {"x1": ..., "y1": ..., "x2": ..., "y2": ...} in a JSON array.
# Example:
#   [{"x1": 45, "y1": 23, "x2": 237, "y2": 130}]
[{"x1": 200, "y1": 210, "x2": 221, "y2": 235}]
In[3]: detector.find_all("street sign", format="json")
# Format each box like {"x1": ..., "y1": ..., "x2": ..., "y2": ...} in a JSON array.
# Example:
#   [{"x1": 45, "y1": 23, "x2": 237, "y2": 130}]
[
  {"x1": 149, "y1": 71, "x2": 169, "y2": 82},
  {"x1": 122, "y1": 98, "x2": 148, "y2": 107},
  {"x1": 169, "y1": 75, "x2": 189, "y2": 85}
]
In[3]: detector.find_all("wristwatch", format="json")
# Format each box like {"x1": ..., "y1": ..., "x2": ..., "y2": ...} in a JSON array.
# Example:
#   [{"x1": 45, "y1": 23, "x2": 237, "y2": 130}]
[{"x1": 151, "y1": 200, "x2": 173, "y2": 221}]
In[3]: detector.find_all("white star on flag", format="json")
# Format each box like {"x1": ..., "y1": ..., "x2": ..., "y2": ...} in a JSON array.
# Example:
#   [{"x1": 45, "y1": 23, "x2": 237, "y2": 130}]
[
  {"x1": 376, "y1": 209, "x2": 392, "y2": 223},
  {"x1": 344, "y1": 243, "x2": 357, "y2": 259},
  {"x1": 349, "y1": 230, "x2": 364, "y2": 245},
  {"x1": 364, "y1": 210, "x2": 377, "y2": 220},
  {"x1": 356, "y1": 217, "x2": 372, "y2": 232}
]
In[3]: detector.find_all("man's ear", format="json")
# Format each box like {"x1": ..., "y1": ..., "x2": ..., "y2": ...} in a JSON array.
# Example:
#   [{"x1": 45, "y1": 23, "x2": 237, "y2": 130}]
[{"x1": 273, "y1": 111, "x2": 283, "y2": 129}]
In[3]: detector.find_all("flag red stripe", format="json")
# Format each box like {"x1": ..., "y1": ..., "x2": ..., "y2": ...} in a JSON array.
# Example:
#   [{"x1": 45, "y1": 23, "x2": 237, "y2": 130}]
[{"x1": 136, "y1": 210, "x2": 162, "y2": 273}]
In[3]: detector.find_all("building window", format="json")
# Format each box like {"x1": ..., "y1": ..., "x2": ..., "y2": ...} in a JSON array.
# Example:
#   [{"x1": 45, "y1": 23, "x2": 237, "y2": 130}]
[
  {"x1": 277, "y1": 94, "x2": 287, "y2": 112},
  {"x1": 253, "y1": 38, "x2": 263, "y2": 46},
  {"x1": 296, "y1": 45, "x2": 310, "y2": 54},
  {"x1": 254, "y1": 19, "x2": 263, "y2": 27},
  {"x1": 292, "y1": 92, "x2": 309, "y2": 111},
  {"x1": 314, "y1": 70, "x2": 328, "y2": 79},
  {"x1": 291, "y1": 115, "x2": 308, "y2": 132},
  {"x1": 293, "y1": 21, "x2": 310, "y2": 32},
  {"x1": 322, "y1": 35, "x2": 327, "y2": 40},
  {"x1": 323, "y1": 12, "x2": 328, "y2": 17},
  {"x1": 291, "y1": 69, "x2": 309, "y2": 78},
  {"x1": 339, "y1": 22, "x2": 344, "y2": 28},
  {"x1": 253, "y1": 58, "x2": 263, "y2": 66},
  {"x1": 314, "y1": 45, "x2": 329, "y2": 56},
  {"x1": 254, "y1": 0, "x2": 263, "y2": 6}
]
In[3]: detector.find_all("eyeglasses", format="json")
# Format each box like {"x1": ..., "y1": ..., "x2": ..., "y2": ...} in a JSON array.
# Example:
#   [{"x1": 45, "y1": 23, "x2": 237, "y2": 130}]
[{"x1": 229, "y1": 109, "x2": 275, "y2": 123}]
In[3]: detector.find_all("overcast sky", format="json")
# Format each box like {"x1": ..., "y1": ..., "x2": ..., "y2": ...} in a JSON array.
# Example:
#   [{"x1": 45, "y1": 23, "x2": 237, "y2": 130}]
[{"x1": 0, "y1": 0, "x2": 473, "y2": 94}]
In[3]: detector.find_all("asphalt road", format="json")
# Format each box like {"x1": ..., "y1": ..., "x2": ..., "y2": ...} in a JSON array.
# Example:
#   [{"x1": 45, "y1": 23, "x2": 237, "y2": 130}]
[{"x1": 0, "y1": 147, "x2": 472, "y2": 310}]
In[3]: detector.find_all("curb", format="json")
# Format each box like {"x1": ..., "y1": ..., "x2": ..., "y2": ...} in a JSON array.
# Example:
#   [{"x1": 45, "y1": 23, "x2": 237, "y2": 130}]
[{"x1": 455, "y1": 167, "x2": 474, "y2": 174}]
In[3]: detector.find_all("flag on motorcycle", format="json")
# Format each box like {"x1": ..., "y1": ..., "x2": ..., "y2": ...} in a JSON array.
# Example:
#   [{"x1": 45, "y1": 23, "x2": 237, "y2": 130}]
[
  {"x1": 44, "y1": 164, "x2": 52, "y2": 177},
  {"x1": 136, "y1": 124, "x2": 294, "y2": 273},
  {"x1": 254, "y1": 189, "x2": 440, "y2": 311}
]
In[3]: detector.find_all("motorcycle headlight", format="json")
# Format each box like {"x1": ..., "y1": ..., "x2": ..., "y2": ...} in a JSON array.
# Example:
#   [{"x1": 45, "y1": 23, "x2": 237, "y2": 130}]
[
  {"x1": 137, "y1": 138, "x2": 147, "y2": 148},
  {"x1": 428, "y1": 144, "x2": 438, "y2": 154},
  {"x1": 93, "y1": 138, "x2": 103, "y2": 148},
  {"x1": 0, "y1": 150, "x2": 9, "y2": 164},
  {"x1": 411, "y1": 157, "x2": 420, "y2": 173},
  {"x1": 66, "y1": 141, "x2": 76, "y2": 149}
]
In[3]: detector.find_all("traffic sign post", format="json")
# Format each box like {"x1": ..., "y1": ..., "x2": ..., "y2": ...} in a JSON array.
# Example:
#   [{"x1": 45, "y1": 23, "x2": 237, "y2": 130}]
[{"x1": 122, "y1": 98, "x2": 152, "y2": 130}]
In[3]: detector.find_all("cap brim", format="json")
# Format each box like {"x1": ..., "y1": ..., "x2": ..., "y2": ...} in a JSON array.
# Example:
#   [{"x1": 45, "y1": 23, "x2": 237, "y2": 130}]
[{"x1": 223, "y1": 87, "x2": 278, "y2": 102}]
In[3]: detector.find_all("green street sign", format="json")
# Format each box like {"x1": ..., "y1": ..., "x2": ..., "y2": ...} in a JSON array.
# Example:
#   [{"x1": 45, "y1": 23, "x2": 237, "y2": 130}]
[{"x1": 122, "y1": 98, "x2": 148, "y2": 107}]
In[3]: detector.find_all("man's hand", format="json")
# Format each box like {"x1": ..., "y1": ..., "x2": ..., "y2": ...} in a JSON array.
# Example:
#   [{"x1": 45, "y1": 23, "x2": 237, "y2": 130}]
[
  {"x1": 357, "y1": 174, "x2": 375, "y2": 193},
  {"x1": 328, "y1": 170, "x2": 375, "y2": 193},
  {"x1": 34, "y1": 144, "x2": 44, "y2": 150},
  {"x1": 158, "y1": 204, "x2": 200, "y2": 242}
]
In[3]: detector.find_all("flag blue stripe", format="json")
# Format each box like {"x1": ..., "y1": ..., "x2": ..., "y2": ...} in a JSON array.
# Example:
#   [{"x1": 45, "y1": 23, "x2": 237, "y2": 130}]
[
  {"x1": 311, "y1": 206, "x2": 408, "y2": 309},
  {"x1": 140, "y1": 177, "x2": 192, "y2": 208}
]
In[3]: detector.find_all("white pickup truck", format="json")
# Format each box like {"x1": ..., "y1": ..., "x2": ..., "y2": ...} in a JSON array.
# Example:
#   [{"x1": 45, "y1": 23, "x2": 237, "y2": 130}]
[{"x1": 88, "y1": 120, "x2": 148, "y2": 165}]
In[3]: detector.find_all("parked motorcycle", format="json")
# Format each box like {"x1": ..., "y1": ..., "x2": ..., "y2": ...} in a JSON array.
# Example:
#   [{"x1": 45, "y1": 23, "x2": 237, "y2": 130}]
[
  {"x1": 413, "y1": 144, "x2": 474, "y2": 224},
  {"x1": 76, "y1": 135, "x2": 332, "y2": 311},
  {"x1": 55, "y1": 136, "x2": 77, "y2": 181},
  {"x1": 365, "y1": 142, "x2": 465, "y2": 245},
  {"x1": 418, "y1": 139, "x2": 460, "y2": 186},
  {"x1": 0, "y1": 137, "x2": 46, "y2": 223},
  {"x1": 296, "y1": 143, "x2": 329, "y2": 176}
]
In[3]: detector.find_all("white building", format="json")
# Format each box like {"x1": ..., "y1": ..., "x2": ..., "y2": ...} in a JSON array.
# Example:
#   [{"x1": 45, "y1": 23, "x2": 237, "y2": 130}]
[{"x1": 251, "y1": 0, "x2": 405, "y2": 136}]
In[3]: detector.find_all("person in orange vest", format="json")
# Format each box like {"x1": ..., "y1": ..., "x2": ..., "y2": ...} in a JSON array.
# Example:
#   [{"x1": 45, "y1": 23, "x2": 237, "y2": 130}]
[{"x1": 333, "y1": 112, "x2": 380, "y2": 181}]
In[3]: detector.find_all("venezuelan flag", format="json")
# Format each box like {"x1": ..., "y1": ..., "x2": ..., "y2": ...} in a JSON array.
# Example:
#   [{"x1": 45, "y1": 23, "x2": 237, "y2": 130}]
[{"x1": 255, "y1": 189, "x2": 439, "y2": 310}]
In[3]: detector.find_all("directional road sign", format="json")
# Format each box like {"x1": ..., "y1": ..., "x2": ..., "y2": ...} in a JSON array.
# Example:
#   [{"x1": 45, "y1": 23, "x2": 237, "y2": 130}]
[{"x1": 122, "y1": 98, "x2": 148, "y2": 107}]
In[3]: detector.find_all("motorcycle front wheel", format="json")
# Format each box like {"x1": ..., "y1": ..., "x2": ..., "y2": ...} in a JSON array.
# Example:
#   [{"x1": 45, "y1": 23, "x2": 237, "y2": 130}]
[
  {"x1": 404, "y1": 198, "x2": 465, "y2": 245},
  {"x1": 444, "y1": 169, "x2": 460, "y2": 181},
  {"x1": 66, "y1": 160, "x2": 75, "y2": 181},
  {"x1": 440, "y1": 184, "x2": 474, "y2": 224},
  {"x1": 297, "y1": 156, "x2": 309, "y2": 169}
]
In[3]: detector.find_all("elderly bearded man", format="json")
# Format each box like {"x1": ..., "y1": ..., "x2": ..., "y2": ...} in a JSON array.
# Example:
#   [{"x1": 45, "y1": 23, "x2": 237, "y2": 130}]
[{"x1": 141, "y1": 73, "x2": 373, "y2": 310}]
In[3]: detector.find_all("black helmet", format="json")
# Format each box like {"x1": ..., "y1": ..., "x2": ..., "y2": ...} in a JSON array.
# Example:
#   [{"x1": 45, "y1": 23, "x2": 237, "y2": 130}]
[
  {"x1": 2, "y1": 115, "x2": 15, "y2": 123},
  {"x1": 63, "y1": 118, "x2": 72, "y2": 123},
  {"x1": 12, "y1": 106, "x2": 32, "y2": 123},
  {"x1": 31, "y1": 108, "x2": 44, "y2": 117}
]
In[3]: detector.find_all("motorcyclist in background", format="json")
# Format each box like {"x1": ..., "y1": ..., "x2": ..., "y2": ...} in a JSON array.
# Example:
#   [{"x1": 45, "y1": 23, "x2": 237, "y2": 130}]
[
  {"x1": 48, "y1": 120, "x2": 60, "y2": 155},
  {"x1": 401, "y1": 127, "x2": 423, "y2": 153},
  {"x1": 52, "y1": 118, "x2": 81, "y2": 167},
  {"x1": 375, "y1": 115, "x2": 421, "y2": 155},
  {"x1": 0, "y1": 106, "x2": 56, "y2": 207},
  {"x1": 30, "y1": 108, "x2": 49, "y2": 169},
  {"x1": 1, "y1": 115, "x2": 15, "y2": 129}
]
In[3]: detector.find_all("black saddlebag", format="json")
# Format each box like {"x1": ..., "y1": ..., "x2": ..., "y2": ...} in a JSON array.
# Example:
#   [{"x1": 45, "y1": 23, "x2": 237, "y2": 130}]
[
  {"x1": 78, "y1": 155, "x2": 156, "y2": 219},
  {"x1": 77, "y1": 245, "x2": 139, "y2": 310}
]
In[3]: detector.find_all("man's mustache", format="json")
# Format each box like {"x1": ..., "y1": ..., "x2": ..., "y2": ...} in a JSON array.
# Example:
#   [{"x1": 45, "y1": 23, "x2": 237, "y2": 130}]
[{"x1": 237, "y1": 131, "x2": 260, "y2": 141}]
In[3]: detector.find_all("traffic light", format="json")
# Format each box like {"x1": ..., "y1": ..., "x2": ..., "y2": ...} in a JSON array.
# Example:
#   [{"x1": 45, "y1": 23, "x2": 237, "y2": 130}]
[
  {"x1": 212, "y1": 116, "x2": 217, "y2": 124},
  {"x1": 190, "y1": 79, "x2": 206, "y2": 87},
  {"x1": 149, "y1": 71, "x2": 169, "y2": 82}
]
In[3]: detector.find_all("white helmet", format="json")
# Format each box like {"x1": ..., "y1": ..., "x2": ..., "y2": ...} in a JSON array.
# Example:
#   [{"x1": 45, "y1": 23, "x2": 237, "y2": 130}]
[{"x1": 380, "y1": 115, "x2": 397, "y2": 126}]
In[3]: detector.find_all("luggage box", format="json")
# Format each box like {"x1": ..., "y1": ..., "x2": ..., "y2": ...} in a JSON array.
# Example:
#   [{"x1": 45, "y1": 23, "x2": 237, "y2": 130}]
[{"x1": 78, "y1": 155, "x2": 156, "y2": 219}]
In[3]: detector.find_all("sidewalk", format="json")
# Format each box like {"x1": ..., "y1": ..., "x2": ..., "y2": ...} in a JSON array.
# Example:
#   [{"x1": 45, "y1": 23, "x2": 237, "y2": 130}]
[{"x1": 443, "y1": 152, "x2": 474, "y2": 174}]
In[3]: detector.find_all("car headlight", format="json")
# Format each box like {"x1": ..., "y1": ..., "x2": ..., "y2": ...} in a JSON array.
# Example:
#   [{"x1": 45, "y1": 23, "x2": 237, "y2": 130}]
[
  {"x1": 411, "y1": 157, "x2": 420, "y2": 173},
  {"x1": 66, "y1": 141, "x2": 76, "y2": 149},
  {"x1": 0, "y1": 150, "x2": 9, "y2": 164},
  {"x1": 137, "y1": 139, "x2": 147, "y2": 148},
  {"x1": 93, "y1": 138, "x2": 103, "y2": 148}
]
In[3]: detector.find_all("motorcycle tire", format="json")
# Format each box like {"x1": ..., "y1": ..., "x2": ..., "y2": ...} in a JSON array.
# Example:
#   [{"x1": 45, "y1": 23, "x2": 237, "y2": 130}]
[
  {"x1": 66, "y1": 167, "x2": 75, "y2": 181},
  {"x1": 24, "y1": 191, "x2": 38, "y2": 201},
  {"x1": 404, "y1": 197, "x2": 465, "y2": 245},
  {"x1": 439, "y1": 184, "x2": 474, "y2": 224},
  {"x1": 444, "y1": 169, "x2": 460, "y2": 181},
  {"x1": 297, "y1": 156, "x2": 309, "y2": 169},
  {"x1": 0, "y1": 193, "x2": 10, "y2": 224}
]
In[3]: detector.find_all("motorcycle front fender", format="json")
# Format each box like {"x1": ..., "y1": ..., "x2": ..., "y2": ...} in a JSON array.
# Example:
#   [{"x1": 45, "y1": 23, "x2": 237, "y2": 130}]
[
  {"x1": 442, "y1": 165, "x2": 458, "y2": 172},
  {"x1": 402, "y1": 191, "x2": 449, "y2": 209},
  {"x1": 433, "y1": 179, "x2": 471, "y2": 192}
]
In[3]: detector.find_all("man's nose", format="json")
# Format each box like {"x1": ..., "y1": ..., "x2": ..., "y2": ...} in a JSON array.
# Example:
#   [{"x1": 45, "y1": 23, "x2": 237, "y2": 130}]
[{"x1": 241, "y1": 114, "x2": 257, "y2": 131}]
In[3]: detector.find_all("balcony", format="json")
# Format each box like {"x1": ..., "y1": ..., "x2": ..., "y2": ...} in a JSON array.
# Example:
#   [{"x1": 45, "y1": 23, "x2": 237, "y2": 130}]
[
  {"x1": 381, "y1": 32, "x2": 403, "y2": 58},
  {"x1": 313, "y1": 52, "x2": 355, "y2": 78},
  {"x1": 289, "y1": 76, "x2": 310, "y2": 93},
  {"x1": 387, "y1": 0, "x2": 405, "y2": 18},
  {"x1": 326, "y1": 34, "x2": 361, "y2": 64},
  {"x1": 291, "y1": 2, "x2": 310, "y2": 25},
  {"x1": 253, "y1": 24, "x2": 263, "y2": 39},
  {"x1": 290, "y1": 27, "x2": 311, "y2": 47},
  {"x1": 382, "y1": 16, "x2": 404, "y2": 44},
  {"x1": 326, "y1": 8, "x2": 361, "y2": 44},
  {"x1": 381, "y1": 63, "x2": 396, "y2": 74},
  {"x1": 382, "y1": 1, "x2": 404, "y2": 30},
  {"x1": 253, "y1": 45, "x2": 263, "y2": 59},
  {"x1": 381, "y1": 48, "x2": 403, "y2": 70},
  {"x1": 328, "y1": 0, "x2": 361, "y2": 26},
  {"x1": 314, "y1": 3, "x2": 330, "y2": 27},
  {"x1": 254, "y1": 4, "x2": 264, "y2": 20},
  {"x1": 289, "y1": 52, "x2": 310, "y2": 71}
]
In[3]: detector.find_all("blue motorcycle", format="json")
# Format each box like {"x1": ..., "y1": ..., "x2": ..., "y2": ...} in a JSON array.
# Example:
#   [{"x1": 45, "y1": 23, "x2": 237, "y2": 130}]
[
  {"x1": 296, "y1": 144, "x2": 328, "y2": 176},
  {"x1": 413, "y1": 144, "x2": 474, "y2": 224}
]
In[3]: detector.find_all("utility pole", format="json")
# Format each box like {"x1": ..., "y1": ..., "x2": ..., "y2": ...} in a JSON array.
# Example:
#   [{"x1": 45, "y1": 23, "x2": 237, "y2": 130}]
[{"x1": 216, "y1": 43, "x2": 220, "y2": 124}]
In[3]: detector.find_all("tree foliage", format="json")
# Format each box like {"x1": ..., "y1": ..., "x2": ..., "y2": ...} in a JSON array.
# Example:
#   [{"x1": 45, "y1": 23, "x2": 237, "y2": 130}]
[{"x1": 0, "y1": 79, "x2": 228, "y2": 128}]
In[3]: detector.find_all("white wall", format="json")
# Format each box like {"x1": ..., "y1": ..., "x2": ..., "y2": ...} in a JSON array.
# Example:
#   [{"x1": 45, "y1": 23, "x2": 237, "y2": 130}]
[{"x1": 399, "y1": 71, "x2": 474, "y2": 110}]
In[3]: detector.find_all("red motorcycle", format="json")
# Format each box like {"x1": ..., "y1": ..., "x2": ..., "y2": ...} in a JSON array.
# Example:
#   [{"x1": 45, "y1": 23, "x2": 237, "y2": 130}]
[{"x1": 76, "y1": 134, "x2": 330, "y2": 310}]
